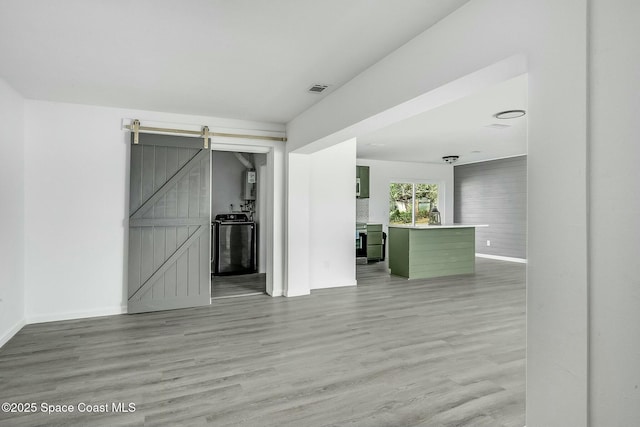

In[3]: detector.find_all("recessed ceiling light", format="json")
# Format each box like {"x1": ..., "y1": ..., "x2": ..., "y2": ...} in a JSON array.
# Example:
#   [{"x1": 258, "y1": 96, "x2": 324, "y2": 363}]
[
  {"x1": 367, "y1": 143, "x2": 385, "y2": 147},
  {"x1": 494, "y1": 109, "x2": 526, "y2": 119},
  {"x1": 471, "y1": 150, "x2": 482, "y2": 153}
]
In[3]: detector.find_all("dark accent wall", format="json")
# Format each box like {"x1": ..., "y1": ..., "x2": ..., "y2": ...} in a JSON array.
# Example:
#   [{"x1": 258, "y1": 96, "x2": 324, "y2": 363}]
[{"x1": 454, "y1": 156, "x2": 527, "y2": 259}]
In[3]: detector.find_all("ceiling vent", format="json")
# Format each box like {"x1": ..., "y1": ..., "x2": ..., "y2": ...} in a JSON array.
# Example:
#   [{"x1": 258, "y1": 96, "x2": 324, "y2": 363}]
[
  {"x1": 485, "y1": 123, "x2": 511, "y2": 129},
  {"x1": 308, "y1": 84, "x2": 329, "y2": 94},
  {"x1": 443, "y1": 155, "x2": 459, "y2": 165}
]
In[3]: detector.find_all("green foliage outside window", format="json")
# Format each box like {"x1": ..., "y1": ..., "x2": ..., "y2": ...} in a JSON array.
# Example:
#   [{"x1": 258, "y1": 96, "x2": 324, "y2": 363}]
[{"x1": 389, "y1": 182, "x2": 439, "y2": 225}]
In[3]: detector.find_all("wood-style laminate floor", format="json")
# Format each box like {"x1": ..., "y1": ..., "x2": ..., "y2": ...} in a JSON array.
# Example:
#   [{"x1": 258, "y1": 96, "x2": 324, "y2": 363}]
[
  {"x1": 0, "y1": 258, "x2": 525, "y2": 427},
  {"x1": 212, "y1": 273, "x2": 267, "y2": 299}
]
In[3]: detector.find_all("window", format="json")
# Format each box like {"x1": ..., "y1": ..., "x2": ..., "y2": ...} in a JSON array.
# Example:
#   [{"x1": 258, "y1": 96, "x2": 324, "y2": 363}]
[{"x1": 389, "y1": 182, "x2": 439, "y2": 225}]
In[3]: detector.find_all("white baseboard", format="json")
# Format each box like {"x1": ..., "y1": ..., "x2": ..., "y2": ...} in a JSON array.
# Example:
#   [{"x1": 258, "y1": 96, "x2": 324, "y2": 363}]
[
  {"x1": 284, "y1": 289, "x2": 311, "y2": 297},
  {"x1": 311, "y1": 281, "x2": 358, "y2": 291},
  {"x1": 26, "y1": 305, "x2": 127, "y2": 325},
  {"x1": 0, "y1": 318, "x2": 27, "y2": 348},
  {"x1": 476, "y1": 253, "x2": 527, "y2": 264}
]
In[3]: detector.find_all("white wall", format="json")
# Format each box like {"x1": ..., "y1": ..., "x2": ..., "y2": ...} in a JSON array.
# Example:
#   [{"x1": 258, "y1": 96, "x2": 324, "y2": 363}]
[
  {"x1": 356, "y1": 159, "x2": 454, "y2": 231},
  {"x1": 589, "y1": 1, "x2": 640, "y2": 424},
  {"x1": 23, "y1": 100, "x2": 285, "y2": 322},
  {"x1": 0, "y1": 77, "x2": 25, "y2": 347},
  {"x1": 286, "y1": 153, "x2": 311, "y2": 296},
  {"x1": 211, "y1": 151, "x2": 265, "y2": 216},
  {"x1": 286, "y1": 1, "x2": 589, "y2": 425},
  {"x1": 309, "y1": 139, "x2": 357, "y2": 290},
  {"x1": 211, "y1": 151, "x2": 250, "y2": 215}
]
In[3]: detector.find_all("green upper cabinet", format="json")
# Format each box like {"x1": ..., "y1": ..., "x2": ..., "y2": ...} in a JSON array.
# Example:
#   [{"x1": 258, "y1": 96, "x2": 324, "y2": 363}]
[{"x1": 356, "y1": 165, "x2": 370, "y2": 198}]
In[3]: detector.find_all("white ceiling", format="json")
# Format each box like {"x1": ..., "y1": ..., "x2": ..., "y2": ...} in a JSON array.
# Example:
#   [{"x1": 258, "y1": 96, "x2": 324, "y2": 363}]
[
  {"x1": 357, "y1": 74, "x2": 528, "y2": 165},
  {"x1": 0, "y1": 0, "x2": 469, "y2": 124}
]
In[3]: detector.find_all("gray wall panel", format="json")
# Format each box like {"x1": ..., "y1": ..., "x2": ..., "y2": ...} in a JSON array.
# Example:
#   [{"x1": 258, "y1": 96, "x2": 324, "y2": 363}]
[{"x1": 454, "y1": 156, "x2": 527, "y2": 259}]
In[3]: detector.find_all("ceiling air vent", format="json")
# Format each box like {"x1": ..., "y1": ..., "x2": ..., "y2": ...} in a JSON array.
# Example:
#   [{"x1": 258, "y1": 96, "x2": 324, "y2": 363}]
[
  {"x1": 485, "y1": 123, "x2": 511, "y2": 129},
  {"x1": 443, "y1": 155, "x2": 460, "y2": 165},
  {"x1": 308, "y1": 84, "x2": 329, "y2": 94}
]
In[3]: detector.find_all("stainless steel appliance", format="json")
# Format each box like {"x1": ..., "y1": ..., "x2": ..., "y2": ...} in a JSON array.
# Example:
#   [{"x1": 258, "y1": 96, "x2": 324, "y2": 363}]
[
  {"x1": 356, "y1": 223, "x2": 368, "y2": 264},
  {"x1": 212, "y1": 213, "x2": 256, "y2": 275}
]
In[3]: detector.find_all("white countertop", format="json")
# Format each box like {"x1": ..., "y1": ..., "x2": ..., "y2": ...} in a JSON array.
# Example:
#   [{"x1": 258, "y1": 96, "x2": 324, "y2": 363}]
[{"x1": 388, "y1": 224, "x2": 488, "y2": 229}]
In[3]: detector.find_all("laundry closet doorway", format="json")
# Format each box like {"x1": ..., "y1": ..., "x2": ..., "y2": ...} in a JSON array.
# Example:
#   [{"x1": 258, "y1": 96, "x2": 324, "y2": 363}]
[
  {"x1": 210, "y1": 149, "x2": 268, "y2": 299},
  {"x1": 209, "y1": 140, "x2": 279, "y2": 300}
]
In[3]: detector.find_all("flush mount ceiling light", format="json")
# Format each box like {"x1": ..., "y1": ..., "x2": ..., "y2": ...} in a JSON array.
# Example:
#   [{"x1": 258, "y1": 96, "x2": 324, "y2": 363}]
[
  {"x1": 494, "y1": 109, "x2": 526, "y2": 119},
  {"x1": 442, "y1": 155, "x2": 459, "y2": 164}
]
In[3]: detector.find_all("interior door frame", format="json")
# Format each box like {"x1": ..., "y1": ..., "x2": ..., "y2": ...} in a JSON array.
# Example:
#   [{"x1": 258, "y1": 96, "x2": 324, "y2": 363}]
[{"x1": 210, "y1": 138, "x2": 284, "y2": 297}]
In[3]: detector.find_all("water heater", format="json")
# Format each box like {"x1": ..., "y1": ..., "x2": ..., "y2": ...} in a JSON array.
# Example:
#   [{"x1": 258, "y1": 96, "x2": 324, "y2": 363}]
[{"x1": 243, "y1": 169, "x2": 256, "y2": 200}]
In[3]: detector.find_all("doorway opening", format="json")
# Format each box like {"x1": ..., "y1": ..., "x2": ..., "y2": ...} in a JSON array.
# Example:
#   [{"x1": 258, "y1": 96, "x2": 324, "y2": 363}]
[
  {"x1": 348, "y1": 64, "x2": 528, "y2": 424},
  {"x1": 210, "y1": 150, "x2": 268, "y2": 299}
]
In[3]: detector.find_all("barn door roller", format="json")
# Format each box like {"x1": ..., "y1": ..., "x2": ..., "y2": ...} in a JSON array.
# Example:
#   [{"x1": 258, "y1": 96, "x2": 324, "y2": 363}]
[
  {"x1": 132, "y1": 119, "x2": 140, "y2": 144},
  {"x1": 202, "y1": 126, "x2": 209, "y2": 149}
]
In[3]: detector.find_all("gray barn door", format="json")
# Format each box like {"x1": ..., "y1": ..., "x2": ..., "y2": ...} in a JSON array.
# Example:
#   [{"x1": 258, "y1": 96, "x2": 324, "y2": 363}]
[{"x1": 128, "y1": 133, "x2": 211, "y2": 314}]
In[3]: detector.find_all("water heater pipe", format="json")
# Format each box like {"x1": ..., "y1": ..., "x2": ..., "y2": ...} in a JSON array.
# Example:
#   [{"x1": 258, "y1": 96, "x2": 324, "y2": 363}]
[{"x1": 234, "y1": 152, "x2": 253, "y2": 169}]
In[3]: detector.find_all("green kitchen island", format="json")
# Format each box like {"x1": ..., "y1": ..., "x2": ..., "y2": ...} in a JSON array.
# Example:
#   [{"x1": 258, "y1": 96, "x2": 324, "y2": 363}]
[{"x1": 388, "y1": 224, "x2": 488, "y2": 279}]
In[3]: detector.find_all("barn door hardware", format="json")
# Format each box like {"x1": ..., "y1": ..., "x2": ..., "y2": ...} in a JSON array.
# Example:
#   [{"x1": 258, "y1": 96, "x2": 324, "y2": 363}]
[
  {"x1": 132, "y1": 119, "x2": 140, "y2": 144},
  {"x1": 125, "y1": 119, "x2": 287, "y2": 143},
  {"x1": 202, "y1": 126, "x2": 210, "y2": 149}
]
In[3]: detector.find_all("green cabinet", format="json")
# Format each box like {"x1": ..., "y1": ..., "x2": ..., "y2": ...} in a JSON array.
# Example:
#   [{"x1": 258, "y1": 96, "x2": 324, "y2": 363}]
[
  {"x1": 367, "y1": 244, "x2": 383, "y2": 261},
  {"x1": 367, "y1": 223, "x2": 383, "y2": 261},
  {"x1": 356, "y1": 165, "x2": 369, "y2": 198},
  {"x1": 388, "y1": 226, "x2": 476, "y2": 279}
]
